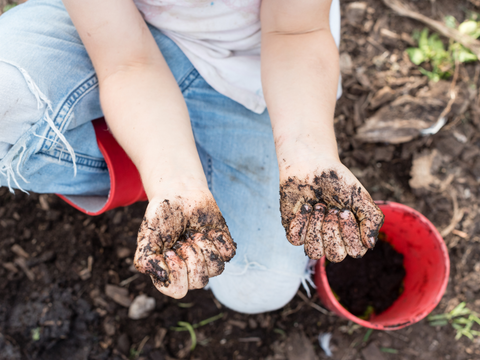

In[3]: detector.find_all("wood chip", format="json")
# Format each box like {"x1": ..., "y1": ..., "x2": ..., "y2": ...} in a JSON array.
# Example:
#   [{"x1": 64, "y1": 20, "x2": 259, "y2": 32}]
[
  {"x1": 154, "y1": 328, "x2": 167, "y2": 348},
  {"x1": 38, "y1": 195, "x2": 50, "y2": 211},
  {"x1": 285, "y1": 331, "x2": 318, "y2": 360},
  {"x1": 346, "y1": 2, "x2": 367, "y2": 27},
  {"x1": 11, "y1": 244, "x2": 29, "y2": 258},
  {"x1": 228, "y1": 320, "x2": 247, "y2": 330},
  {"x1": 238, "y1": 337, "x2": 262, "y2": 343},
  {"x1": 105, "y1": 284, "x2": 132, "y2": 307},
  {"x1": 361, "y1": 343, "x2": 386, "y2": 360},
  {"x1": 14, "y1": 257, "x2": 35, "y2": 281},
  {"x1": 2, "y1": 262, "x2": 18, "y2": 273},
  {"x1": 369, "y1": 86, "x2": 396, "y2": 109}
]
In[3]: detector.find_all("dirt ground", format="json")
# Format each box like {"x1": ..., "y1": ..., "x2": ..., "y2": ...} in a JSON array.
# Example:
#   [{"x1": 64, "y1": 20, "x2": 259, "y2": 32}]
[{"x1": 1, "y1": 0, "x2": 480, "y2": 359}]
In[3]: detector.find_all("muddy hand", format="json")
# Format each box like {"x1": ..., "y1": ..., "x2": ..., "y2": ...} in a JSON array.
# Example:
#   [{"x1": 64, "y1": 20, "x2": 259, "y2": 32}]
[
  {"x1": 134, "y1": 193, "x2": 236, "y2": 299},
  {"x1": 280, "y1": 163, "x2": 384, "y2": 262}
]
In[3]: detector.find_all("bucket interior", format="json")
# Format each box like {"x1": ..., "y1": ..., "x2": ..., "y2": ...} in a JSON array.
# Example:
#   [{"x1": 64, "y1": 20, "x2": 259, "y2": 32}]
[
  {"x1": 367, "y1": 203, "x2": 449, "y2": 328},
  {"x1": 316, "y1": 202, "x2": 450, "y2": 330}
]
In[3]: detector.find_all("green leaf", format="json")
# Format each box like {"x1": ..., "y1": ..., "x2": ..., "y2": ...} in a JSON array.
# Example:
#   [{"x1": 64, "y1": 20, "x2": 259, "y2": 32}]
[
  {"x1": 459, "y1": 20, "x2": 478, "y2": 36},
  {"x1": 470, "y1": 315, "x2": 480, "y2": 326},
  {"x1": 429, "y1": 320, "x2": 449, "y2": 327},
  {"x1": 428, "y1": 34, "x2": 446, "y2": 54},
  {"x1": 419, "y1": 68, "x2": 440, "y2": 82},
  {"x1": 456, "y1": 48, "x2": 478, "y2": 63},
  {"x1": 444, "y1": 15, "x2": 457, "y2": 29},
  {"x1": 178, "y1": 321, "x2": 197, "y2": 351},
  {"x1": 453, "y1": 317, "x2": 471, "y2": 325},
  {"x1": 451, "y1": 302, "x2": 468, "y2": 317},
  {"x1": 380, "y1": 348, "x2": 398, "y2": 354},
  {"x1": 363, "y1": 328, "x2": 373, "y2": 343},
  {"x1": 428, "y1": 314, "x2": 449, "y2": 321},
  {"x1": 418, "y1": 28, "x2": 430, "y2": 52},
  {"x1": 31, "y1": 327, "x2": 41, "y2": 341},
  {"x1": 406, "y1": 48, "x2": 426, "y2": 65}
]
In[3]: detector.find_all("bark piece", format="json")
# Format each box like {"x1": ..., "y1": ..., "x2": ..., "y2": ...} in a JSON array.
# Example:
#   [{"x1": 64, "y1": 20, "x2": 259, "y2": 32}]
[
  {"x1": 285, "y1": 331, "x2": 319, "y2": 360},
  {"x1": 346, "y1": 2, "x2": 367, "y2": 27},
  {"x1": 105, "y1": 284, "x2": 132, "y2": 307}
]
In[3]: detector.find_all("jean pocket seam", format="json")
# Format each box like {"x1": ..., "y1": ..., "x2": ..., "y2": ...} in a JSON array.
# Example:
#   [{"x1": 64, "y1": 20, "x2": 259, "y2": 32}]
[{"x1": 40, "y1": 74, "x2": 98, "y2": 153}]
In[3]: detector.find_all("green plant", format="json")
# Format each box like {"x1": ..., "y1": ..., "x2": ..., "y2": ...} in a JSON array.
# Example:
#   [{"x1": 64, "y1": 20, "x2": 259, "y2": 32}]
[
  {"x1": 428, "y1": 302, "x2": 480, "y2": 340},
  {"x1": 406, "y1": 16, "x2": 480, "y2": 81},
  {"x1": 170, "y1": 313, "x2": 224, "y2": 351},
  {"x1": 31, "y1": 327, "x2": 41, "y2": 342}
]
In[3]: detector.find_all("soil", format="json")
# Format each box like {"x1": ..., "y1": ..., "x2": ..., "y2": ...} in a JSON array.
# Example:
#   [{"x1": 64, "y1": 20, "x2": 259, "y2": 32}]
[
  {"x1": 2, "y1": 0, "x2": 480, "y2": 359},
  {"x1": 326, "y1": 237, "x2": 406, "y2": 316}
]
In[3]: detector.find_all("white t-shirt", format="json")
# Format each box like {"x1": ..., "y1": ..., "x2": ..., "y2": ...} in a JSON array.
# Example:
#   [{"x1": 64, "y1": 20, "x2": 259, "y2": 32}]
[{"x1": 134, "y1": 0, "x2": 341, "y2": 114}]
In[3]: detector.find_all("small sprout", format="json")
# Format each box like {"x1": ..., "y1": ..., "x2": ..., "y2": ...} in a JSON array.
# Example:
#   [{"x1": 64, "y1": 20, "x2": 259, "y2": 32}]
[
  {"x1": 406, "y1": 16, "x2": 480, "y2": 81},
  {"x1": 273, "y1": 328, "x2": 286, "y2": 337},
  {"x1": 170, "y1": 313, "x2": 225, "y2": 352},
  {"x1": 177, "y1": 302, "x2": 194, "y2": 308},
  {"x1": 178, "y1": 321, "x2": 197, "y2": 351},
  {"x1": 362, "y1": 328, "x2": 373, "y2": 343},
  {"x1": 31, "y1": 327, "x2": 41, "y2": 341},
  {"x1": 380, "y1": 347, "x2": 399, "y2": 354},
  {"x1": 358, "y1": 305, "x2": 375, "y2": 320},
  {"x1": 428, "y1": 302, "x2": 480, "y2": 341}
]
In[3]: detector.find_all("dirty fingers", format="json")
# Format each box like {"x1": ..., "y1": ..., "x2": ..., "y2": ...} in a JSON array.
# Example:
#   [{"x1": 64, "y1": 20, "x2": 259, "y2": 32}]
[{"x1": 134, "y1": 195, "x2": 237, "y2": 299}]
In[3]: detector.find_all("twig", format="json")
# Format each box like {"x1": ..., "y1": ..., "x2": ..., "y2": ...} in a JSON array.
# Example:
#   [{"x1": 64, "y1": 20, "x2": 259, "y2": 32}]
[
  {"x1": 238, "y1": 337, "x2": 261, "y2": 342},
  {"x1": 422, "y1": 60, "x2": 460, "y2": 136},
  {"x1": 112, "y1": 349, "x2": 129, "y2": 360},
  {"x1": 281, "y1": 301, "x2": 305, "y2": 317},
  {"x1": 119, "y1": 274, "x2": 139, "y2": 287},
  {"x1": 383, "y1": 0, "x2": 480, "y2": 57},
  {"x1": 296, "y1": 291, "x2": 331, "y2": 315},
  {"x1": 136, "y1": 336, "x2": 149, "y2": 359},
  {"x1": 440, "y1": 190, "x2": 465, "y2": 238}
]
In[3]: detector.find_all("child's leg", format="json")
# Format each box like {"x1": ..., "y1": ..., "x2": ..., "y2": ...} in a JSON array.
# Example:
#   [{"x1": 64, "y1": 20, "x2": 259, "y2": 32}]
[
  {"x1": 185, "y1": 79, "x2": 309, "y2": 314},
  {"x1": 0, "y1": 0, "x2": 197, "y2": 199}
]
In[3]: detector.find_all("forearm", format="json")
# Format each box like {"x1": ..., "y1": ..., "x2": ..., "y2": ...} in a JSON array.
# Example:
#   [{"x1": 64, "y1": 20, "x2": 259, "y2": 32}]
[
  {"x1": 100, "y1": 63, "x2": 206, "y2": 199},
  {"x1": 261, "y1": 30, "x2": 340, "y2": 168}
]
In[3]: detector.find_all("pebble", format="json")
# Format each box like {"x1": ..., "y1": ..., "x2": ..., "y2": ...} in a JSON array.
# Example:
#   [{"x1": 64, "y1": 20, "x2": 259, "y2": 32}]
[{"x1": 128, "y1": 294, "x2": 156, "y2": 320}]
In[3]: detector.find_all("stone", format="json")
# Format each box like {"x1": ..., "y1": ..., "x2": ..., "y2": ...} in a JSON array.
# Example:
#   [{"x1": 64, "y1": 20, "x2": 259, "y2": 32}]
[{"x1": 128, "y1": 294, "x2": 156, "y2": 320}]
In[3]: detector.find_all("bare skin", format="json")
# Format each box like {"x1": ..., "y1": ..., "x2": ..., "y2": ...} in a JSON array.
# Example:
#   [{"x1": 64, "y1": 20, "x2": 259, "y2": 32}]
[{"x1": 134, "y1": 191, "x2": 236, "y2": 299}]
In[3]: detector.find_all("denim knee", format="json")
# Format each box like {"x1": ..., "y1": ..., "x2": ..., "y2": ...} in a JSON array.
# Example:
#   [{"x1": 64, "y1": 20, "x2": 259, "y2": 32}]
[
  {"x1": 0, "y1": 61, "x2": 44, "y2": 159},
  {"x1": 208, "y1": 259, "x2": 307, "y2": 314}
]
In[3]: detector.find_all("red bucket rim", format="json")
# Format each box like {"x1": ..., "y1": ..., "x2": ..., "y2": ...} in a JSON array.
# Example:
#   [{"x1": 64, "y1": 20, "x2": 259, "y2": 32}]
[{"x1": 315, "y1": 201, "x2": 450, "y2": 330}]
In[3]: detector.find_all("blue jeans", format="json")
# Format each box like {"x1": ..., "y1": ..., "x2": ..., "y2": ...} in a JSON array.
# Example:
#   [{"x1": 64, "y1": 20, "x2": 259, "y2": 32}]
[{"x1": 0, "y1": 0, "x2": 314, "y2": 314}]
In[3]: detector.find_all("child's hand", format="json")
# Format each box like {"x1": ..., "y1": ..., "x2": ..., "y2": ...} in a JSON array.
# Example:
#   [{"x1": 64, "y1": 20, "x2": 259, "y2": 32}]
[
  {"x1": 279, "y1": 158, "x2": 384, "y2": 263},
  {"x1": 134, "y1": 190, "x2": 236, "y2": 299}
]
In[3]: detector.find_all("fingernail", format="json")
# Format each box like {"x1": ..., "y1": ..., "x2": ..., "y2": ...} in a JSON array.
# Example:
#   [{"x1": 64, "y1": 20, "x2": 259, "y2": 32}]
[
  {"x1": 339, "y1": 210, "x2": 350, "y2": 219},
  {"x1": 314, "y1": 203, "x2": 326, "y2": 211},
  {"x1": 330, "y1": 207, "x2": 339, "y2": 215},
  {"x1": 301, "y1": 203, "x2": 312, "y2": 214},
  {"x1": 369, "y1": 237, "x2": 376, "y2": 247}
]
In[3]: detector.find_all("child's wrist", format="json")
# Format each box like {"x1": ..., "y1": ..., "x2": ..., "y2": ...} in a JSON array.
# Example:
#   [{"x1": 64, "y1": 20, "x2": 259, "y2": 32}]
[{"x1": 275, "y1": 133, "x2": 339, "y2": 172}]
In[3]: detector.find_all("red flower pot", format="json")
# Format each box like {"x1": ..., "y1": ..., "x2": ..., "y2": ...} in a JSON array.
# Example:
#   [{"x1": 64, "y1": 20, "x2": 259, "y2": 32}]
[{"x1": 314, "y1": 201, "x2": 450, "y2": 330}]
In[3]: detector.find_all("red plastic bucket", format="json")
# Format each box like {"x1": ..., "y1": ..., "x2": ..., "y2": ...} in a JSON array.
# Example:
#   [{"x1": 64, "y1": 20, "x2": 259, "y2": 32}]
[{"x1": 314, "y1": 201, "x2": 450, "y2": 330}]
